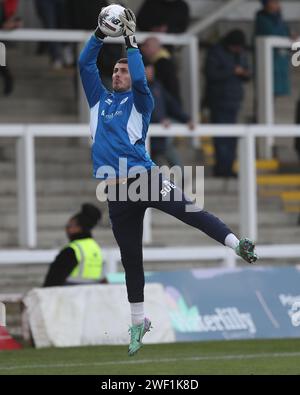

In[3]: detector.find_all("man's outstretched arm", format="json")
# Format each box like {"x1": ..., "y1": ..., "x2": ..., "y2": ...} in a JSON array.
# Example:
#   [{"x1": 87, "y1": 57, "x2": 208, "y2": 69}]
[
  {"x1": 78, "y1": 29, "x2": 108, "y2": 109},
  {"x1": 120, "y1": 9, "x2": 154, "y2": 115}
]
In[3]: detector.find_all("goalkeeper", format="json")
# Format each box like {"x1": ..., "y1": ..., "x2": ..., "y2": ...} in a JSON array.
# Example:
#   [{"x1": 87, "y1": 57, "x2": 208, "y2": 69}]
[{"x1": 78, "y1": 7, "x2": 258, "y2": 356}]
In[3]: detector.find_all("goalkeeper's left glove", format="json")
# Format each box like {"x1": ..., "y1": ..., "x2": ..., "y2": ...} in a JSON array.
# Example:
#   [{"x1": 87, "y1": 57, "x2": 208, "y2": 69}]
[
  {"x1": 119, "y1": 8, "x2": 138, "y2": 49},
  {"x1": 94, "y1": 26, "x2": 106, "y2": 40}
]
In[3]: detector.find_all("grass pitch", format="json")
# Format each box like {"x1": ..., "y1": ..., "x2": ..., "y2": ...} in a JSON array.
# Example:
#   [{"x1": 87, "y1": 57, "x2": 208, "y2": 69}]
[{"x1": 0, "y1": 338, "x2": 300, "y2": 375}]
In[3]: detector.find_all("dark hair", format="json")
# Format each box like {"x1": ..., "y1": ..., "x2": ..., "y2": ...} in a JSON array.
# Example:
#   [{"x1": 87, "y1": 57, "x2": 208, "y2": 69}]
[
  {"x1": 143, "y1": 57, "x2": 152, "y2": 67},
  {"x1": 73, "y1": 203, "x2": 102, "y2": 232},
  {"x1": 223, "y1": 29, "x2": 246, "y2": 48},
  {"x1": 115, "y1": 58, "x2": 128, "y2": 65}
]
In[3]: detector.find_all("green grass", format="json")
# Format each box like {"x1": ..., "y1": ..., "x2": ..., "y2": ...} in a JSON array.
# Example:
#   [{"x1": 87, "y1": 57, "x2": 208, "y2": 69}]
[{"x1": 1, "y1": 338, "x2": 300, "y2": 375}]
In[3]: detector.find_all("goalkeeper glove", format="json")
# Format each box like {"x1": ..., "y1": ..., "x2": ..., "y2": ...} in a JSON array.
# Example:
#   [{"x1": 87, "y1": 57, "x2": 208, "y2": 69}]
[
  {"x1": 95, "y1": 8, "x2": 107, "y2": 40},
  {"x1": 95, "y1": 26, "x2": 106, "y2": 40},
  {"x1": 119, "y1": 8, "x2": 138, "y2": 49}
]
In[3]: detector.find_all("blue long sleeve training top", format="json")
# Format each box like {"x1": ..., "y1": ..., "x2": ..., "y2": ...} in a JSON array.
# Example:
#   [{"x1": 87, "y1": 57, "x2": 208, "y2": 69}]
[{"x1": 78, "y1": 35, "x2": 156, "y2": 180}]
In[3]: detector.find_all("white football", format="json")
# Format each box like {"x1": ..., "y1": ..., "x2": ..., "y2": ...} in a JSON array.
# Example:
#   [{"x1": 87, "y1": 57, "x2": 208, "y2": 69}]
[{"x1": 98, "y1": 4, "x2": 125, "y2": 38}]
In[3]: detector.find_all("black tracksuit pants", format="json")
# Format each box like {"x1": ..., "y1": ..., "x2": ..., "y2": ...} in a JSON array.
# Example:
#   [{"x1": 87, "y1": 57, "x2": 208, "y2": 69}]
[{"x1": 107, "y1": 169, "x2": 232, "y2": 303}]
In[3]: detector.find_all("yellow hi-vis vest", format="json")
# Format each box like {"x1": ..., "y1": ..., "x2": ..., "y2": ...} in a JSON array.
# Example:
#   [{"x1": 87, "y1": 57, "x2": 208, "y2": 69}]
[{"x1": 67, "y1": 238, "x2": 103, "y2": 283}]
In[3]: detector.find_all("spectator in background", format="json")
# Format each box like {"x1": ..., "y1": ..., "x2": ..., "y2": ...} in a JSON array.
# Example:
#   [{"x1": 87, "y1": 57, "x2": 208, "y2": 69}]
[
  {"x1": 142, "y1": 37, "x2": 181, "y2": 103},
  {"x1": 255, "y1": 0, "x2": 291, "y2": 96},
  {"x1": 137, "y1": 0, "x2": 190, "y2": 33},
  {"x1": 0, "y1": 0, "x2": 20, "y2": 29},
  {"x1": 0, "y1": 0, "x2": 21, "y2": 95},
  {"x1": 43, "y1": 204, "x2": 107, "y2": 287},
  {"x1": 34, "y1": 0, "x2": 70, "y2": 69},
  {"x1": 144, "y1": 60, "x2": 193, "y2": 174},
  {"x1": 205, "y1": 30, "x2": 251, "y2": 178}
]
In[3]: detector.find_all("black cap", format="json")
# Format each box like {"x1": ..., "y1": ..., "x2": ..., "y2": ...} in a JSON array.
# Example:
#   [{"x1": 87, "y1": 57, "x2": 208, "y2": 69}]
[
  {"x1": 223, "y1": 29, "x2": 246, "y2": 47},
  {"x1": 143, "y1": 56, "x2": 153, "y2": 67},
  {"x1": 73, "y1": 203, "x2": 102, "y2": 232}
]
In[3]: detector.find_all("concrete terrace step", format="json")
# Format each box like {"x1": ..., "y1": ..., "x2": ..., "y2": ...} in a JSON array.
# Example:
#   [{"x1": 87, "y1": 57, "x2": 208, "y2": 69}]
[
  {"x1": 5, "y1": 74, "x2": 76, "y2": 99},
  {"x1": 152, "y1": 210, "x2": 294, "y2": 228},
  {"x1": 258, "y1": 175, "x2": 300, "y2": 186},
  {"x1": 149, "y1": 226, "x2": 300, "y2": 246},
  {"x1": 0, "y1": 207, "x2": 293, "y2": 231},
  {"x1": 281, "y1": 191, "x2": 300, "y2": 202},
  {"x1": 0, "y1": 114, "x2": 78, "y2": 123},
  {"x1": 0, "y1": 178, "x2": 240, "y2": 195},
  {"x1": 0, "y1": 98, "x2": 77, "y2": 116},
  {"x1": 0, "y1": 194, "x2": 282, "y2": 213},
  {"x1": 5, "y1": 46, "x2": 76, "y2": 76},
  {"x1": 0, "y1": 179, "x2": 99, "y2": 195},
  {"x1": 0, "y1": 47, "x2": 77, "y2": 122},
  {"x1": 0, "y1": 162, "x2": 93, "y2": 178},
  {"x1": 0, "y1": 196, "x2": 101, "y2": 211},
  {"x1": 0, "y1": 228, "x2": 117, "y2": 248},
  {"x1": 5, "y1": 150, "x2": 92, "y2": 164}
]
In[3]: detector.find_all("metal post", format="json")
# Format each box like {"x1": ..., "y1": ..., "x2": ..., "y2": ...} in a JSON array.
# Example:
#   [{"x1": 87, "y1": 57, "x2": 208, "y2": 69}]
[
  {"x1": 256, "y1": 37, "x2": 274, "y2": 158},
  {"x1": 190, "y1": 36, "x2": 200, "y2": 148},
  {"x1": 105, "y1": 250, "x2": 119, "y2": 274},
  {"x1": 143, "y1": 208, "x2": 152, "y2": 244},
  {"x1": 187, "y1": 36, "x2": 200, "y2": 126},
  {"x1": 223, "y1": 249, "x2": 237, "y2": 268},
  {"x1": 180, "y1": 36, "x2": 200, "y2": 148},
  {"x1": 143, "y1": 135, "x2": 152, "y2": 244},
  {"x1": 239, "y1": 130, "x2": 257, "y2": 241},
  {"x1": 77, "y1": 42, "x2": 89, "y2": 123},
  {"x1": 17, "y1": 128, "x2": 37, "y2": 247}
]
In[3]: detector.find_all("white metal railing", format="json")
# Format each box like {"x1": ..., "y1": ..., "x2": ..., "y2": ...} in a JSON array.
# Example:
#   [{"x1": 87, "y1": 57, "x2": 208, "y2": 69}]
[
  {"x1": 0, "y1": 247, "x2": 236, "y2": 272},
  {"x1": 1, "y1": 244, "x2": 300, "y2": 272},
  {"x1": 0, "y1": 29, "x2": 199, "y2": 125},
  {"x1": 1, "y1": 123, "x2": 300, "y2": 249}
]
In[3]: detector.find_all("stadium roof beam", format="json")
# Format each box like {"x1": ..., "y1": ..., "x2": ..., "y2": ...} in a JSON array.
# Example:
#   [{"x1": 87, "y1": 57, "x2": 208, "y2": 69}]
[{"x1": 187, "y1": 0, "x2": 248, "y2": 35}]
